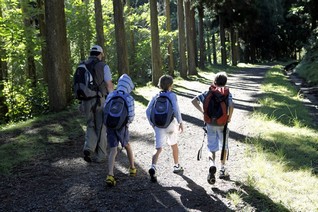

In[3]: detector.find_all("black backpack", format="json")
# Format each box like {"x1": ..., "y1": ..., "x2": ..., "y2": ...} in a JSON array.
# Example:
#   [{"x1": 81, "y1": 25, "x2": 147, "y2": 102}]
[
  {"x1": 104, "y1": 91, "x2": 129, "y2": 130},
  {"x1": 73, "y1": 60, "x2": 99, "y2": 100},
  {"x1": 150, "y1": 91, "x2": 174, "y2": 128}
]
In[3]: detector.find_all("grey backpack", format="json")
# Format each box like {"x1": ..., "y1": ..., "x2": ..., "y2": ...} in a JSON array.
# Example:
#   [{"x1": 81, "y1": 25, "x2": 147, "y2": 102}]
[{"x1": 73, "y1": 62, "x2": 99, "y2": 100}]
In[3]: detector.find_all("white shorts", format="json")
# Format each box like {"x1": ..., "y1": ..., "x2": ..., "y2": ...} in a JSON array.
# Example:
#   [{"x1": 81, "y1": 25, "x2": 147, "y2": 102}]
[
  {"x1": 154, "y1": 119, "x2": 178, "y2": 149},
  {"x1": 206, "y1": 124, "x2": 229, "y2": 152}
]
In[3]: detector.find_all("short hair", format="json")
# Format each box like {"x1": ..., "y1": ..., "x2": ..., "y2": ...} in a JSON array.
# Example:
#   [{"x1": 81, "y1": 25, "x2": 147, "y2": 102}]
[
  {"x1": 214, "y1": 72, "x2": 228, "y2": 86},
  {"x1": 158, "y1": 75, "x2": 173, "y2": 91},
  {"x1": 90, "y1": 51, "x2": 101, "y2": 57}
]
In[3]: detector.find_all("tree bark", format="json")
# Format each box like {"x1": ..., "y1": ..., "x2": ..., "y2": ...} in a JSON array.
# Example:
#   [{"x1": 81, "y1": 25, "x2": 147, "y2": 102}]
[
  {"x1": 230, "y1": 26, "x2": 239, "y2": 66},
  {"x1": 0, "y1": 5, "x2": 8, "y2": 123},
  {"x1": 165, "y1": 0, "x2": 174, "y2": 77},
  {"x1": 45, "y1": 0, "x2": 71, "y2": 111},
  {"x1": 219, "y1": 13, "x2": 227, "y2": 66},
  {"x1": 21, "y1": 1, "x2": 36, "y2": 87},
  {"x1": 94, "y1": 0, "x2": 105, "y2": 59},
  {"x1": 177, "y1": 0, "x2": 187, "y2": 78},
  {"x1": 37, "y1": 0, "x2": 48, "y2": 84},
  {"x1": 212, "y1": 32, "x2": 217, "y2": 64},
  {"x1": 150, "y1": 0, "x2": 162, "y2": 85},
  {"x1": 113, "y1": 0, "x2": 130, "y2": 76},
  {"x1": 198, "y1": 3, "x2": 205, "y2": 69},
  {"x1": 185, "y1": 0, "x2": 196, "y2": 75}
]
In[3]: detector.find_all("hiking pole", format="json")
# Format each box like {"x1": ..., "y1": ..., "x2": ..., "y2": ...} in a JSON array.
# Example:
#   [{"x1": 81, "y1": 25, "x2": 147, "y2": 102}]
[
  {"x1": 220, "y1": 122, "x2": 228, "y2": 161},
  {"x1": 197, "y1": 124, "x2": 207, "y2": 161}
]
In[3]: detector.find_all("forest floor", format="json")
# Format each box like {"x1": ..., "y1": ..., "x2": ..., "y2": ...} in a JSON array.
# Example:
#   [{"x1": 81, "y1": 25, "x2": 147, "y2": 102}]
[{"x1": 1, "y1": 65, "x2": 313, "y2": 211}]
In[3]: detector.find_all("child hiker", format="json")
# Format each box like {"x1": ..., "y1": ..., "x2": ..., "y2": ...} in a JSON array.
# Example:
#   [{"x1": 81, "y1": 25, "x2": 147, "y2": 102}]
[
  {"x1": 103, "y1": 74, "x2": 136, "y2": 187},
  {"x1": 191, "y1": 71, "x2": 234, "y2": 184},
  {"x1": 146, "y1": 75, "x2": 184, "y2": 182}
]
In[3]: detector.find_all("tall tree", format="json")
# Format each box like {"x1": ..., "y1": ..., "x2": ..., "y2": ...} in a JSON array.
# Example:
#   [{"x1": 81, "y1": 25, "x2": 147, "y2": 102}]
[
  {"x1": 150, "y1": 0, "x2": 162, "y2": 85},
  {"x1": 37, "y1": 0, "x2": 48, "y2": 83},
  {"x1": 197, "y1": 2, "x2": 206, "y2": 68},
  {"x1": 94, "y1": 0, "x2": 105, "y2": 55},
  {"x1": 185, "y1": 0, "x2": 196, "y2": 75},
  {"x1": 126, "y1": 0, "x2": 136, "y2": 73},
  {"x1": 230, "y1": 26, "x2": 239, "y2": 66},
  {"x1": 113, "y1": 0, "x2": 130, "y2": 75},
  {"x1": 165, "y1": 0, "x2": 174, "y2": 76},
  {"x1": 219, "y1": 12, "x2": 226, "y2": 65},
  {"x1": 21, "y1": 0, "x2": 36, "y2": 87},
  {"x1": 0, "y1": 5, "x2": 8, "y2": 123},
  {"x1": 177, "y1": 0, "x2": 187, "y2": 78},
  {"x1": 45, "y1": 0, "x2": 71, "y2": 111}
]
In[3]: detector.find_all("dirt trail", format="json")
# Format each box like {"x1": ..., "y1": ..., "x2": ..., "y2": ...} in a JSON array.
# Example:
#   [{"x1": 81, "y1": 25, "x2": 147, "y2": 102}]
[{"x1": 0, "y1": 66, "x2": 270, "y2": 211}]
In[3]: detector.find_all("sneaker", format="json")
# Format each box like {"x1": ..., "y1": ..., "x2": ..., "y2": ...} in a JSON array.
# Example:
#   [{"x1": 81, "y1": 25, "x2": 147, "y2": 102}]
[
  {"x1": 92, "y1": 157, "x2": 106, "y2": 163},
  {"x1": 148, "y1": 167, "x2": 157, "y2": 183},
  {"x1": 129, "y1": 167, "x2": 137, "y2": 176},
  {"x1": 173, "y1": 164, "x2": 184, "y2": 174},
  {"x1": 83, "y1": 150, "x2": 92, "y2": 163},
  {"x1": 207, "y1": 166, "x2": 216, "y2": 185},
  {"x1": 106, "y1": 175, "x2": 116, "y2": 187},
  {"x1": 219, "y1": 167, "x2": 229, "y2": 179}
]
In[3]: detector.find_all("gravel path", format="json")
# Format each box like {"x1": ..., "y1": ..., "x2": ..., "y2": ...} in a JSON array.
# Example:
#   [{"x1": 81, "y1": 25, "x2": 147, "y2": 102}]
[{"x1": 0, "y1": 66, "x2": 270, "y2": 211}]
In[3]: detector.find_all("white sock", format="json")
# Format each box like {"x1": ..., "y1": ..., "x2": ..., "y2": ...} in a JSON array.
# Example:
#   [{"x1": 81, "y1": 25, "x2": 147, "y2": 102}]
[{"x1": 151, "y1": 164, "x2": 156, "y2": 170}]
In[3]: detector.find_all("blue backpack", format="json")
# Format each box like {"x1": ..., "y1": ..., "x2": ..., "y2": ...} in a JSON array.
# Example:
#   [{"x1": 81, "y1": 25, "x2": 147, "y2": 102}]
[
  {"x1": 104, "y1": 91, "x2": 129, "y2": 129},
  {"x1": 150, "y1": 91, "x2": 174, "y2": 128}
]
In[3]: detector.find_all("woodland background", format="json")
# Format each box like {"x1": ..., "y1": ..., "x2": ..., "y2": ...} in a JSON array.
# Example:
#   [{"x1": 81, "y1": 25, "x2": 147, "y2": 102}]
[{"x1": 0, "y1": 0, "x2": 317, "y2": 124}]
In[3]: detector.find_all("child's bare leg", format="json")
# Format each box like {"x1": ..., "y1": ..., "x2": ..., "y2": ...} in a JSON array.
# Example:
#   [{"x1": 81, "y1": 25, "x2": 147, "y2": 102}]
[
  {"x1": 108, "y1": 147, "x2": 118, "y2": 176},
  {"x1": 152, "y1": 147, "x2": 162, "y2": 166},
  {"x1": 125, "y1": 143, "x2": 135, "y2": 169},
  {"x1": 171, "y1": 144, "x2": 179, "y2": 165},
  {"x1": 209, "y1": 151, "x2": 216, "y2": 166}
]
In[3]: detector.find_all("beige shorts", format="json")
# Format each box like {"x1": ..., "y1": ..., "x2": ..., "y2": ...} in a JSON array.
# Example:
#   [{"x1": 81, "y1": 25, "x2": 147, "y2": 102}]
[{"x1": 154, "y1": 119, "x2": 178, "y2": 148}]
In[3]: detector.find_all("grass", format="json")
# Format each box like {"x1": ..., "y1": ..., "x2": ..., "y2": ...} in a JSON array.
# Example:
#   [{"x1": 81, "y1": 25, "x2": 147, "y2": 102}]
[
  {"x1": 0, "y1": 106, "x2": 86, "y2": 175},
  {"x1": 242, "y1": 65, "x2": 318, "y2": 211}
]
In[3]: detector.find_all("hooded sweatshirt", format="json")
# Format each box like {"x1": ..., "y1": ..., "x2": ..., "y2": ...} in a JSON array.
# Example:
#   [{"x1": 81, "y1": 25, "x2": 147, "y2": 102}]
[{"x1": 105, "y1": 74, "x2": 135, "y2": 124}]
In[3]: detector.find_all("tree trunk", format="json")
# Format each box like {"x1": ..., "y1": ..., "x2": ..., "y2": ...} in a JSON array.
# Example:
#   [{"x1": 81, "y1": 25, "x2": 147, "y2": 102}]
[
  {"x1": 185, "y1": 0, "x2": 196, "y2": 75},
  {"x1": 230, "y1": 26, "x2": 239, "y2": 66},
  {"x1": 21, "y1": 1, "x2": 36, "y2": 87},
  {"x1": 113, "y1": 0, "x2": 130, "y2": 76},
  {"x1": 150, "y1": 0, "x2": 162, "y2": 85},
  {"x1": 0, "y1": 6, "x2": 8, "y2": 123},
  {"x1": 219, "y1": 13, "x2": 227, "y2": 66},
  {"x1": 45, "y1": 0, "x2": 71, "y2": 111},
  {"x1": 198, "y1": 4, "x2": 205, "y2": 69},
  {"x1": 126, "y1": 0, "x2": 136, "y2": 74},
  {"x1": 207, "y1": 34, "x2": 211, "y2": 65},
  {"x1": 37, "y1": 0, "x2": 48, "y2": 84},
  {"x1": 177, "y1": 0, "x2": 187, "y2": 78},
  {"x1": 94, "y1": 0, "x2": 105, "y2": 59},
  {"x1": 212, "y1": 32, "x2": 217, "y2": 64},
  {"x1": 165, "y1": 0, "x2": 174, "y2": 77}
]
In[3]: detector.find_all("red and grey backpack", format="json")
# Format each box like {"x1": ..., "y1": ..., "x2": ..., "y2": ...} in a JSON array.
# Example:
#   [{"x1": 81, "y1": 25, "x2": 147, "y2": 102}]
[{"x1": 203, "y1": 85, "x2": 229, "y2": 125}]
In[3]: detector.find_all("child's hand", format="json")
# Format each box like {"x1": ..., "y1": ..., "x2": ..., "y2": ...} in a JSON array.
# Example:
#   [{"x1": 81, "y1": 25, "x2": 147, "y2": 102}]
[{"x1": 179, "y1": 123, "x2": 184, "y2": 133}]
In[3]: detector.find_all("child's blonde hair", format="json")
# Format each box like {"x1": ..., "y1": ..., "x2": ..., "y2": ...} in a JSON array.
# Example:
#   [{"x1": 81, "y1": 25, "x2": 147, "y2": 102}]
[{"x1": 158, "y1": 75, "x2": 173, "y2": 91}]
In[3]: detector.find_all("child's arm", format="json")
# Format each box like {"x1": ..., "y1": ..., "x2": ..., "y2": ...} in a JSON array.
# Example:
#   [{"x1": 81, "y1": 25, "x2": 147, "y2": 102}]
[
  {"x1": 191, "y1": 97, "x2": 204, "y2": 114},
  {"x1": 228, "y1": 105, "x2": 234, "y2": 123}
]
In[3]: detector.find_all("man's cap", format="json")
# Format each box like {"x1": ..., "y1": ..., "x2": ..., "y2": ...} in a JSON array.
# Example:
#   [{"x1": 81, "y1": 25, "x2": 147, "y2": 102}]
[{"x1": 90, "y1": 45, "x2": 103, "y2": 53}]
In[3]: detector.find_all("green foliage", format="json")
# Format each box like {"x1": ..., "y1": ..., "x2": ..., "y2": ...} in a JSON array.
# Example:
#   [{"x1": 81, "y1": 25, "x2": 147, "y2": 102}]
[{"x1": 3, "y1": 80, "x2": 49, "y2": 122}]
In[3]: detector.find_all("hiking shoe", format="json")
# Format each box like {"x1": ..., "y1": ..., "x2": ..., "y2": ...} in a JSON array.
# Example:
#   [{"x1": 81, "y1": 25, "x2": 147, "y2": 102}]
[
  {"x1": 83, "y1": 150, "x2": 92, "y2": 163},
  {"x1": 148, "y1": 167, "x2": 157, "y2": 183},
  {"x1": 173, "y1": 164, "x2": 184, "y2": 174},
  {"x1": 129, "y1": 167, "x2": 137, "y2": 176},
  {"x1": 106, "y1": 175, "x2": 116, "y2": 187},
  {"x1": 219, "y1": 167, "x2": 229, "y2": 179},
  {"x1": 207, "y1": 166, "x2": 216, "y2": 185}
]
